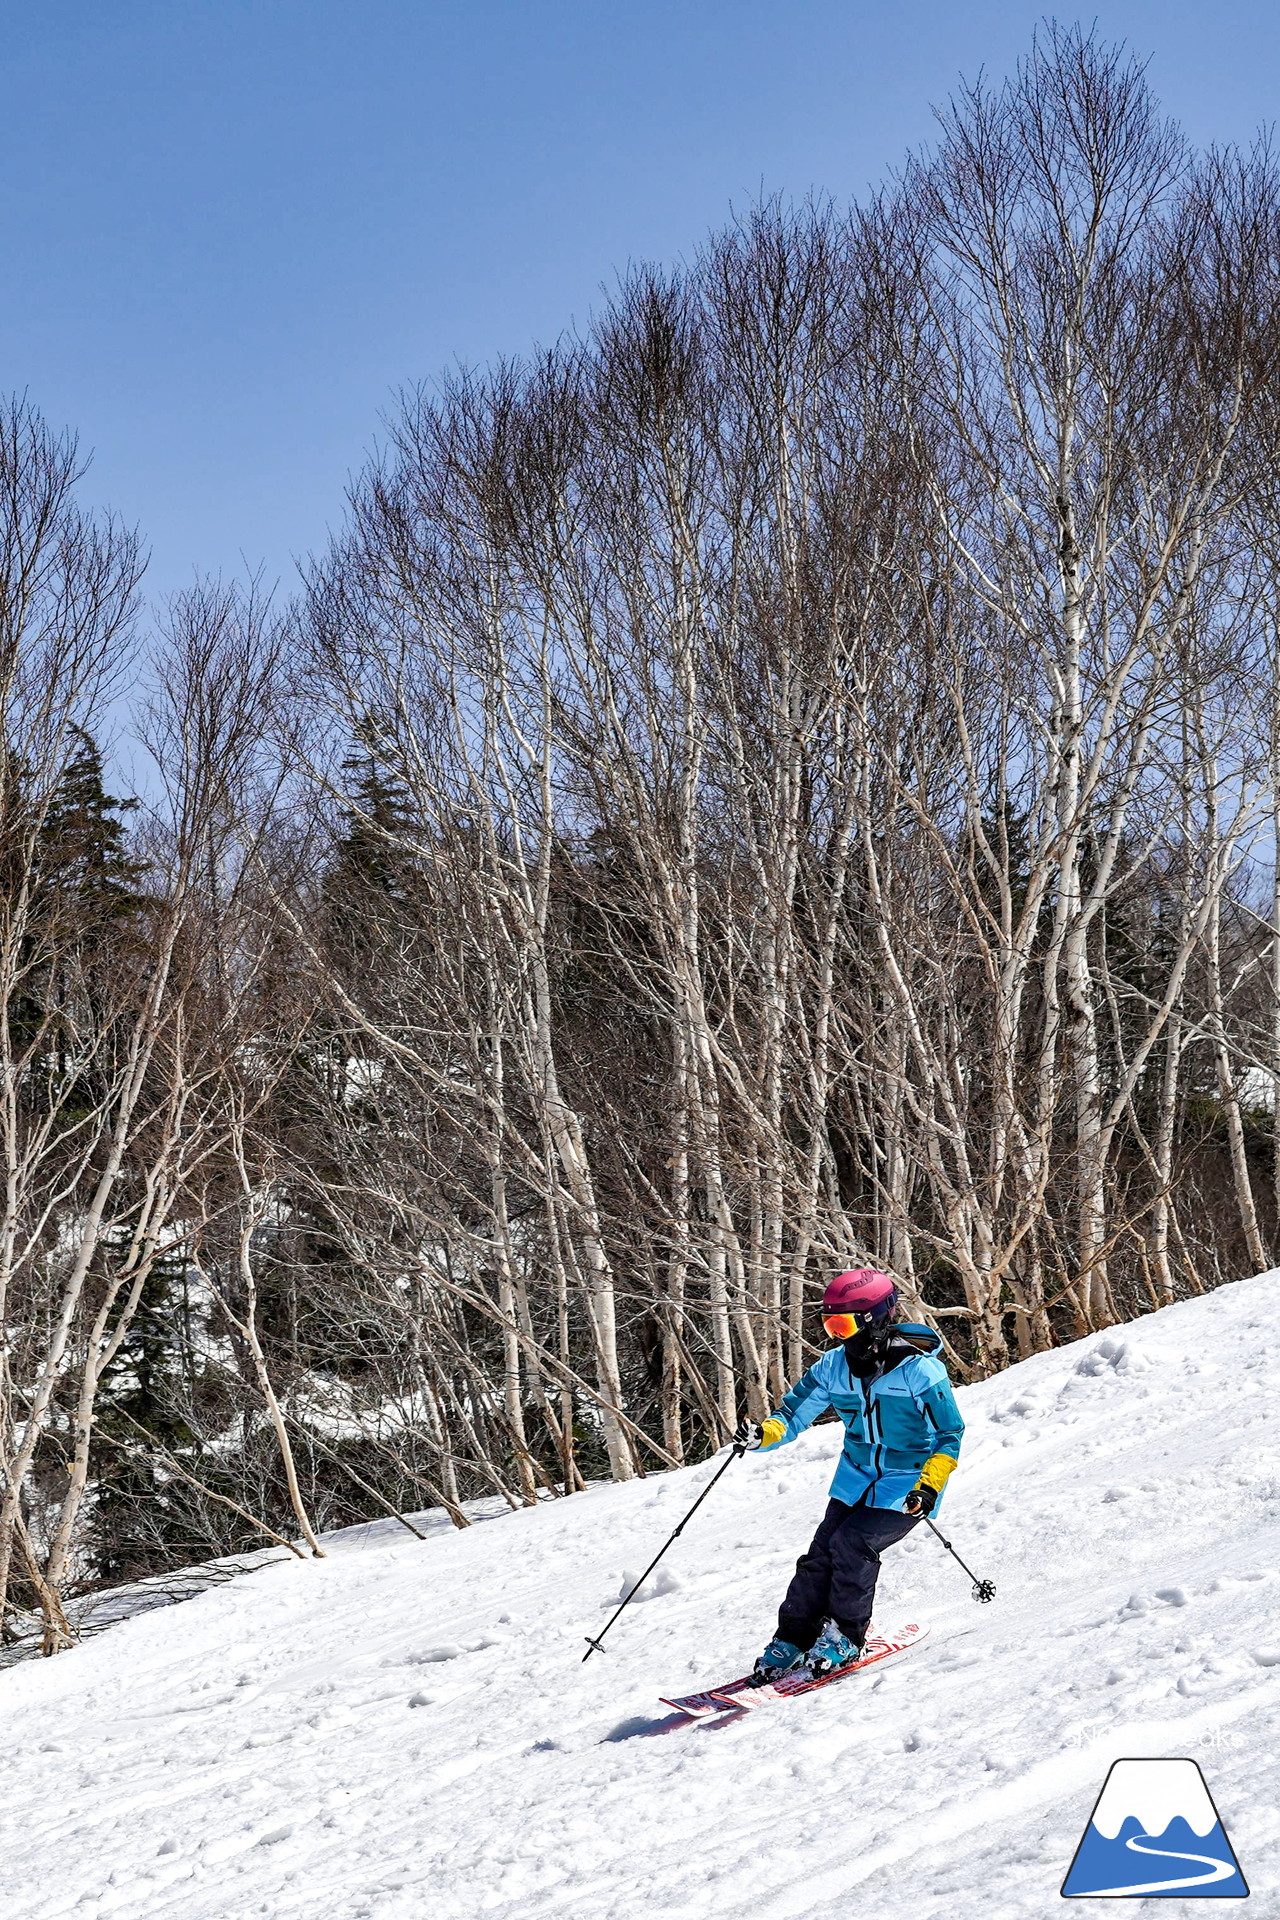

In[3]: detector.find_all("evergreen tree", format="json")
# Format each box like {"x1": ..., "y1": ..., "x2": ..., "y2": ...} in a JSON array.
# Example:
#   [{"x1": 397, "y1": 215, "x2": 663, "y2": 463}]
[
  {"x1": 37, "y1": 727, "x2": 147, "y2": 934},
  {"x1": 90, "y1": 1250, "x2": 204, "y2": 1584},
  {"x1": 328, "y1": 743, "x2": 416, "y2": 910},
  {"x1": 17, "y1": 730, "x2": 151, "y2": 1120}
]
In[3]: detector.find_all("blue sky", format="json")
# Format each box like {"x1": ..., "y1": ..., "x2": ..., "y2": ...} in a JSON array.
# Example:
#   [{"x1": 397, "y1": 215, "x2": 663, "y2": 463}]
[{"x1": 4, "y1": 2, "x2": 1280, "y2": 607}]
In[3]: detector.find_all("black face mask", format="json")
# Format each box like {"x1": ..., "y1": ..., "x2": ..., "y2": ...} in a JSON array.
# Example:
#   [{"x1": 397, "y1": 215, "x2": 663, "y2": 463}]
[{"x1": 843, "y1": 1323, "x2": 893, "y2": 1380}]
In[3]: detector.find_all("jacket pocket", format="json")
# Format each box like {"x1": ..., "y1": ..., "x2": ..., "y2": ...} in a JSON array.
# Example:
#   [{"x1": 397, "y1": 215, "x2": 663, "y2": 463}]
[{"x1": 871, "y1": 1384, "x2": 927, "y2": 1454}]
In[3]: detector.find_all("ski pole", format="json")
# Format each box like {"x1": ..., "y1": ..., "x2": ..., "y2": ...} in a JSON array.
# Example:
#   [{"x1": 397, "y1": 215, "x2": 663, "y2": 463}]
[
  {"x1": 921, "y1": 1513, "x2": 995, "y2": 1603},
  {"x1": 582, "y1": 1443, "x2": 745, "y2": 1661}
]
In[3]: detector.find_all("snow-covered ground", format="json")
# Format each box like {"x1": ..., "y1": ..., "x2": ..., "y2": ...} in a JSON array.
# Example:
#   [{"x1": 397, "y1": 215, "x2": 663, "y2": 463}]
[{"x1": 3, "y1": 1274, "x2": 1279, "y2": 1920}]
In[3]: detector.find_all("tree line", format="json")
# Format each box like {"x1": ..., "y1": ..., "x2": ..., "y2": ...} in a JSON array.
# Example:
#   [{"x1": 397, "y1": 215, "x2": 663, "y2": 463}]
[{"x1": 5, "y1": 27, "x2": 1280, "y2": 1652}]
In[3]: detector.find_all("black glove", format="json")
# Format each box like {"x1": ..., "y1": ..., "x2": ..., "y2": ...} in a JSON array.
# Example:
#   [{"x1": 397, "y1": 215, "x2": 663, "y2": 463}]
[
  {"x1": 733, "y1": 1419, "x2": 763, "y2": 1451},
  {"x1": 904, "y1": 1484, "x2": 937, "y2": 1517}
]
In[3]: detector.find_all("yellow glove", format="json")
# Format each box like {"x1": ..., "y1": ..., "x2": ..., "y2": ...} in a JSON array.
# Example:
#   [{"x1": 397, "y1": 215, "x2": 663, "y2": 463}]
[
  {"x1": 904, "y1": 1452, "x2": 956, "y2": 1515},
  {"x1": 760, "y1": 1417, "x2": 786, "y2": 1449},
  {"x1": 916, "y1": 1452, "x2": 957, "y2": 1493}
]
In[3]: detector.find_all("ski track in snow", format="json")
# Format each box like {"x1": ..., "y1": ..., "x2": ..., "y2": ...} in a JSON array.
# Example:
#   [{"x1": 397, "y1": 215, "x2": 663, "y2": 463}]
[{"x1": 3, "y1": 1274, "x2": 1280, "y2": 1919}]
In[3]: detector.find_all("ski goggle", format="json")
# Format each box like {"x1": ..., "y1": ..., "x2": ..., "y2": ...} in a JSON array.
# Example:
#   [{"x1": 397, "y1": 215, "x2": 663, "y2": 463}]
[{"x1": 822, "y1": 1312, "x2": 863, "y2": 1339}]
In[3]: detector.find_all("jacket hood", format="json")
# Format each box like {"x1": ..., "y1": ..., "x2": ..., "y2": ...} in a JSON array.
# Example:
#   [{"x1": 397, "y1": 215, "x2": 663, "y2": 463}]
[
  {"x1": 890, "y1": 1320, "x2": 943, "y2": 1356},
  {"x1": 840, "y1": 1319, "x2": 943, "y2": 1384}
]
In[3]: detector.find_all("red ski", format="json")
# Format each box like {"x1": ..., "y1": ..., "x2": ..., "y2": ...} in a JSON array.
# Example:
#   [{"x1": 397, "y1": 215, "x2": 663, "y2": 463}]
[{"x1": 660, "y1": 1621, "x2": 928, "y2": 1716}]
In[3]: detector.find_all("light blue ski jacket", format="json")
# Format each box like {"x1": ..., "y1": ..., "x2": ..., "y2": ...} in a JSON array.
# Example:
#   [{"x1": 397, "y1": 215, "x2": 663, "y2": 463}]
[{"x1": 764, "y1": 1324, "x2": 964, "y2": 1511}]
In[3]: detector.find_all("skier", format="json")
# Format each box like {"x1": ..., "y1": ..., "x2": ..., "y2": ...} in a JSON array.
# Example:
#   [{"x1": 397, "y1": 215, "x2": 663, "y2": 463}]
[{"x1": 736, "y1": 1268, "x2": 964, "y2": 1682}]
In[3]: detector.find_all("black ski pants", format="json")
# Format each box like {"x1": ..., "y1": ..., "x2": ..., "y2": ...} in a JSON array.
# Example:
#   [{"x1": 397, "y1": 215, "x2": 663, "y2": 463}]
[{"x1": 777, "y1": 1495, "x2": 919, "y2": 1650}]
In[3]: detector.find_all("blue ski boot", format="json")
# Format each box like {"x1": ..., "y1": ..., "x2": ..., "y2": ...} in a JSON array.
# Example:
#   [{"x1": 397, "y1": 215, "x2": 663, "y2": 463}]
[
  {"x1": 805, "y1": 1622, "x2": 863, "y2": 1679},
  {"x1": 752, "y1": 1636, "x2": 807, "y2": 1684}
]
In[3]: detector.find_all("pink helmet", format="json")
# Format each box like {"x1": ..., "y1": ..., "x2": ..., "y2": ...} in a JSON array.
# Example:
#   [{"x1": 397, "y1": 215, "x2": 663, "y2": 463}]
[{"x1": 822, "y1": 1268, "x2": 899, "y2": 1326}]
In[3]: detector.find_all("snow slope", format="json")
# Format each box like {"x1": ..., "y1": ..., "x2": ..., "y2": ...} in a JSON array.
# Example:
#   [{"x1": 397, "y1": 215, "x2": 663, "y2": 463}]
[{"x1": 3, "y1": 1274, "x2": 1279, "y2": 1920}]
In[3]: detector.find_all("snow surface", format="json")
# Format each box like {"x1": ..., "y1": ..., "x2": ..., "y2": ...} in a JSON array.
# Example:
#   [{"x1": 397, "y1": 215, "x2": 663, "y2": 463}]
[{"x1": 3, "y1": 1273, "x2": 1280, "y2": 1919}]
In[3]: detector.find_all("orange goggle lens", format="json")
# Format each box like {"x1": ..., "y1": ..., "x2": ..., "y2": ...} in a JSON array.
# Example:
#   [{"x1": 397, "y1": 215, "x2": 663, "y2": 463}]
[{"x1": 822, "y1": 1312, "x2": 860, "y2": 1339}]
